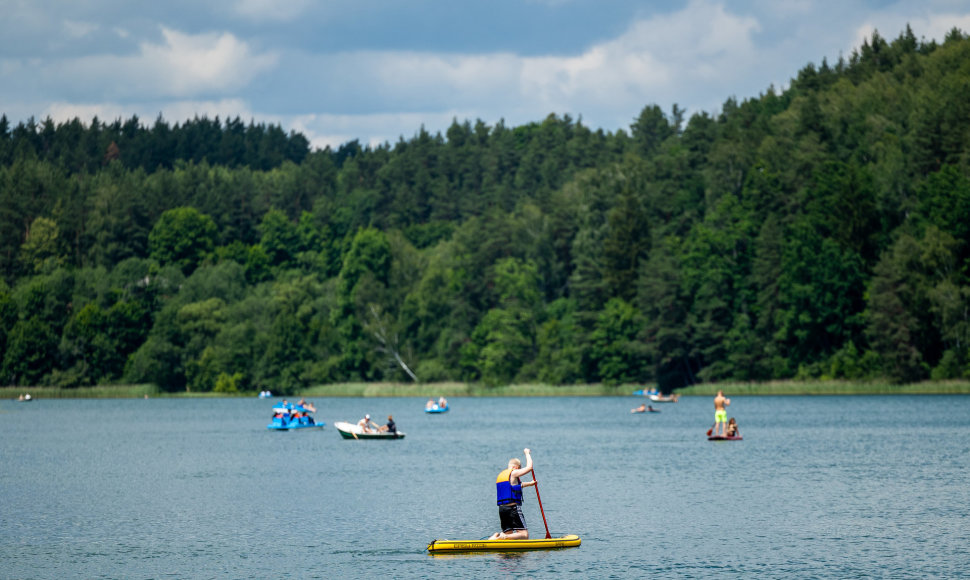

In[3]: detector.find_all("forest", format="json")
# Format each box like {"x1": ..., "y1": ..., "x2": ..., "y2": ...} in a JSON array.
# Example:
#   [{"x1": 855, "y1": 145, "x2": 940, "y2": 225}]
[{"x1": 1, "y1": 26, "x2": 969, "y2": 393}]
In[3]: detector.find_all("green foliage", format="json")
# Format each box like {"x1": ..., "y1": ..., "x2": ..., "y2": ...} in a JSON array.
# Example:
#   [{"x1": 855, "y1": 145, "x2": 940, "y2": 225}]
[
  {"x1": 213, "y1": 371, "x2": 243, "y2": 393},
  {"x1": 19, "y1": 216, "x2": 65, "y2": 274},
  {"x1": 0, "y1": 114, "x2": 308, "y2": 174},
  {"x1": 2, "y1": 317, "x2": 58, "y2": 385},
  {"x1": 3, "y1": 27, "x2": 970, "y2": 389},
  {"x1": 464, "y1": 258, "x2": 542, "y2": 385},
  {"x1": 149, "y1": 207, "x2": 218, "y2": 275},
  {"x1": 259, "y1": 208, "x2": 300, "y2": 265},
  {"x1": 533, "y1": 298, "x2": 584, "y2": 384},
  {"x1": 464, "y1": 309, "x2": 521, "y2": 385},
  {"x1": 589, "y1": 298, "x2": 649, "y2": 385}
]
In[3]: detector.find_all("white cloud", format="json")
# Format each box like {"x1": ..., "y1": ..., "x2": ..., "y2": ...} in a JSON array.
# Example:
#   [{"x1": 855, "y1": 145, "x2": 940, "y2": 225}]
[
  {"x1": 292, "y1": 0, "x2": 761, "y2": 130},
  {"x1": 137, "y1": 27, "x2": 278, "y2": 97},
  {"x1": 40, "y1": 27, "x2": 278, "y2": 100},
  {"x1": 23, "y1": 1, "x2": 970, "y2": 152}
]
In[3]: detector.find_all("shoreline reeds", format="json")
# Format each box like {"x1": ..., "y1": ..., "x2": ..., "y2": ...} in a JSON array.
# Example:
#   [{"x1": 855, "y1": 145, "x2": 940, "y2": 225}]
[{"x1": 2, "y1": 379, "x2": 969, "y2": 399}]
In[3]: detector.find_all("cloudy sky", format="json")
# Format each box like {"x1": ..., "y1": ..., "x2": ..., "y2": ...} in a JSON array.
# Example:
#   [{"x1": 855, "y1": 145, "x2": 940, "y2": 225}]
[{"x1": 2, "y1": 0, "x2": 969, "y2": 150}]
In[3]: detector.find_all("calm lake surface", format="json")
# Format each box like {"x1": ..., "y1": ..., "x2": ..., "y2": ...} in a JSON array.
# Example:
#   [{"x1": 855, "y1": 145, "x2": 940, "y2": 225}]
[{"x1": 2, "y1": 395, "x2": 969, "y2": 579}]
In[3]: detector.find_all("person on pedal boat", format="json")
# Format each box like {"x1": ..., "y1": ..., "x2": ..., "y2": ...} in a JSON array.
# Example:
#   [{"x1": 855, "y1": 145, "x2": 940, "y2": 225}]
[{"x1": 488, "y1": 448, "x2": 536, "y2": 540}]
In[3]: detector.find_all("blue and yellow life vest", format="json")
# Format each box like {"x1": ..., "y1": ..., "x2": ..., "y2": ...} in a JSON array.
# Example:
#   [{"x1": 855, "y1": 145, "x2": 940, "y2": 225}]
[{"x1": 496, "y1": 468, "x2": 523, "y2": 505}]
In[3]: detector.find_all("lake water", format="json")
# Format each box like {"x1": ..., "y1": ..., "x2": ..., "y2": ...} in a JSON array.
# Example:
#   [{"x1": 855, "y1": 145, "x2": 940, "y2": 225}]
[{"x1": 2, "y1": 395, "x2": 969, "y2": 579}]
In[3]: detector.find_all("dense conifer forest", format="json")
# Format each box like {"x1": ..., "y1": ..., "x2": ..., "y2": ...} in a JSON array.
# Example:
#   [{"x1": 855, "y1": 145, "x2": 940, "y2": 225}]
[{"x1": 2, "y1": 27, "x2": 969, "y2": 393}]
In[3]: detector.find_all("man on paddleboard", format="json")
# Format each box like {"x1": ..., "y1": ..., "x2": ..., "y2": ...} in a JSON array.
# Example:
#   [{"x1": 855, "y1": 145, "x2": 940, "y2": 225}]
[
  {"x1": 489, "y1": 449, "x2": 536, "y2": 540},
  {"x1": 714, "y1": 390, "x2": 731, "y2": 436}
]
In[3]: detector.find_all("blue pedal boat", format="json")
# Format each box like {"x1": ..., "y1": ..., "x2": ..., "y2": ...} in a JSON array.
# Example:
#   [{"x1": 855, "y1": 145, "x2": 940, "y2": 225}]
[{"x1": 267, "y1": 402, "x2": 325, "y2": 430}]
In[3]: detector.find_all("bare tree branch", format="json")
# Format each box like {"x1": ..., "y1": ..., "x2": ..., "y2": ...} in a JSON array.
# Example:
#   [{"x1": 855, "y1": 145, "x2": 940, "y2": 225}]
[{"x1": 368, "y1": 304, "x2": 418, "y2": 382}]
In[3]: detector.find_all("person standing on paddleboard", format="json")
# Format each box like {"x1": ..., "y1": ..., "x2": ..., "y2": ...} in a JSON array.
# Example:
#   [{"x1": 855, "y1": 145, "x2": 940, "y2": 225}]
[
  {"x1": 714, "y1": 390, "x2": 731, "y2": 437},
  {"x1": 489, "y1": 449, "x2": 536, "y2": 540}
]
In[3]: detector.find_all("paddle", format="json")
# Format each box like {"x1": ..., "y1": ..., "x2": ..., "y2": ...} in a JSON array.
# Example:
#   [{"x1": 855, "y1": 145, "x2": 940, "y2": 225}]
[
  {"x1": 706, "y1": 422, "x2": 715, "y2": 437},
  {"x1": 530, "y1": 469, "x2": 552, "y2": 539}
]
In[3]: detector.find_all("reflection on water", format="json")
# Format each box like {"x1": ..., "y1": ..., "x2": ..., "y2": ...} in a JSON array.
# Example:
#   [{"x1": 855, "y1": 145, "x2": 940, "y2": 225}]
[
  {"x1": 428, "y1": 550, "x2": 530, "y2": 560},
  {"x1": 1, "y1": 395, "x2": 969, "y2": 578}
]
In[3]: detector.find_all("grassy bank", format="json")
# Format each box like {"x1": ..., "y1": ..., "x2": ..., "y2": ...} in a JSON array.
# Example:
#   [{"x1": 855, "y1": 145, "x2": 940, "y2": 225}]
[
  {"x1": 4, "y1": 380, "x2": 970, "y2": 400},
  {"x1": 0, "y1": 384, "x2": 157, "y2": 399},
  {"x1": 676, "y1": 380, "x2": 970, "y2": 396},
  {"x1": 0, "y1": 382, "x2": 632, "y2": 399},
  {"x1": 297, "y1": 382, "x2": 632, "y2": 397},
  {"x1": 0, "y1": 384, "x2": 237, "y2": 399}
]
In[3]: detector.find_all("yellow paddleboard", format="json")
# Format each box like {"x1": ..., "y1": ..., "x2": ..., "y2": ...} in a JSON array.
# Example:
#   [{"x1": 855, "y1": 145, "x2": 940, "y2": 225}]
[{"x1": 427, "y1": 534, "x2": 581, "y2": 553}]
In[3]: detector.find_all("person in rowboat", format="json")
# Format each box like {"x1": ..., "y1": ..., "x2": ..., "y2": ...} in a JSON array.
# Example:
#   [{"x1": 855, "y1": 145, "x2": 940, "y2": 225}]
[
  {"x1": 488, "y1": 448, "x2": 536, "y2": 540},
  {"x1": 714, "y1": 390, "x2": 731, "y2": 437},
  {"x1": 357, "y1": 414, "x2": 379, "y2": 433},
  {"x1": 378, "y1": 414, "x2": 396, "y2": 434}
]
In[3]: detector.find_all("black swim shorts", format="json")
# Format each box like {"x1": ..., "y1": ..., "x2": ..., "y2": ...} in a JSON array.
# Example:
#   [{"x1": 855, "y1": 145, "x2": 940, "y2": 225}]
[{"x1": 498, "y1": 503, "x2": 527, "y2": 533}]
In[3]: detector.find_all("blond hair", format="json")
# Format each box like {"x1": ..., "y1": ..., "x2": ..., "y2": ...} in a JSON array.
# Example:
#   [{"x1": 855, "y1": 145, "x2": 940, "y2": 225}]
[{"x1": 509, "y1": 458, "x2": 521, "y2": 469}]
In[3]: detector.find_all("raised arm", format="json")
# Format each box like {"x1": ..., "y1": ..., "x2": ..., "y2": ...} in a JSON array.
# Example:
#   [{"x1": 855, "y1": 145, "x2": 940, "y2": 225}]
[{"x1": 511, "y1": 448, "x2": 533, "y2": 479}]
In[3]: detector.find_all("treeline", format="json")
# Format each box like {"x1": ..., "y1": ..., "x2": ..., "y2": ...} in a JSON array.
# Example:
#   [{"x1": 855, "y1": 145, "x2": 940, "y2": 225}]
[
  {"x1": 0, "y1": 114, "x2": 310, "y2": 174},
  {"x1": 1, "y1": 26, "x2": 969, "y2": 393}
]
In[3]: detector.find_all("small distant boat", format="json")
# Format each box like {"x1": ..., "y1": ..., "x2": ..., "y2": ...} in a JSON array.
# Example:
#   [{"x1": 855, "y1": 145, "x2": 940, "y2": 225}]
[
  {"x1": 632, "y1": 388, "x2": 659, "y2": 397},
  {"x1": 708, "y1": 434, "x2": 743, "y2": 441},
  {"x1": 425, "y1": 403, "x2": 449, "y2": 413},
  {"x1": 258, "y1": 390, "x2": 273, "y2": 399},
  {"x1": 267, "y1": 402, "x2": 324, "y2": 431},
  {"x1": 648, "y1": 394, "x2": 679, "y2": 403},
  {"x1": 334, "y1": 421, "x2": 405, "y2": 439},
  {"x1": 427, "y1": 534, "x2": 581, "y2": 553}
]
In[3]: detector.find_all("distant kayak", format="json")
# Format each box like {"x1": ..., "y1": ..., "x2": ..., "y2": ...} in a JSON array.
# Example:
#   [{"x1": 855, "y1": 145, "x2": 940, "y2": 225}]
[
  {"x1": 425, "y1": 403, "x2": 449, "y2": 413},
  {"x1": 648, "y1": 394, "x2": 679, "y2": 403},
  {"x1": 427, "y1": 534, "x2": 581, "y2": 553}
]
